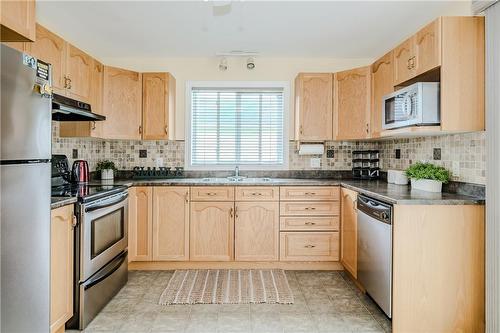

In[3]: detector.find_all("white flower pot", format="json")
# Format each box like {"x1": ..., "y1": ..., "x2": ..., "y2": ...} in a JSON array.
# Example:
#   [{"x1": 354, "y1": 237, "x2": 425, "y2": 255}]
[
  {"x1": 411, "y1": 178, "x2": 442, "y2": 193},
  {"x1": 101, "y1": 169, "x2": 114, "y2": 180}
]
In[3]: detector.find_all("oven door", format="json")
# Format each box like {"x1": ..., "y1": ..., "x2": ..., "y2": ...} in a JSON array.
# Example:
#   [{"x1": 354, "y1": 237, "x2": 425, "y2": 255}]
[{"x1": 80, "y1": 191, "x2": 128, "y2": 281}]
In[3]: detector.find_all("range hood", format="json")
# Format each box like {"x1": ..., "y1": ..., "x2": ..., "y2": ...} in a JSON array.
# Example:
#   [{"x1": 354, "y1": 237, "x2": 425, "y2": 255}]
[{"x1": 52, "y1": 94, "x2": 106, "y2": 121}]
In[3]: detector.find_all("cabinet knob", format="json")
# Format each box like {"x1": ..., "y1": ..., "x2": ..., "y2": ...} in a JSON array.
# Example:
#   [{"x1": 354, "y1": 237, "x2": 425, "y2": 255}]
[
  {"x1": 72, "y1": 215, "x2": 77, "y2": 229},
  {"x1": 139, "y1": 126, "x2": 143, "y2": 134}
]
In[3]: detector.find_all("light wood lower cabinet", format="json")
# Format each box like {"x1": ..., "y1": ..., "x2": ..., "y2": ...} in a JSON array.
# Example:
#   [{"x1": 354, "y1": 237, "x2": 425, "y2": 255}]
[
  {"x1": 153, "y1": 187, "x2": 189, "y2": 261},
  {"x1": 190, "y1": 201, "x2": 234, "y2": 261},
  {"x1": 235, "y1": 202, "x2": 279, "y2": 261},
  {"x1": 50, "y1": 205, "x2": 74, "y2": 333},
  {"x1": 280, "y1": 232, "x2": 339, "y2": 261},
  {"x1": 128, "y1": 187, "x2": 153, "y2": 261},
  {"x1": 340, "y1": 188, "x2": 358, "y2": 279}
]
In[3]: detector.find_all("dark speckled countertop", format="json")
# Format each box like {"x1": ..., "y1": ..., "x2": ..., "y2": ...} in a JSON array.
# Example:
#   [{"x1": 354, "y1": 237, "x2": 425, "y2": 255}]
[
  {"x1": 51, "y1": 197, "x2": 78, "y2": 210},
  {"x1": 88, "y1": 178, "x2": 484, "y2": 205}
]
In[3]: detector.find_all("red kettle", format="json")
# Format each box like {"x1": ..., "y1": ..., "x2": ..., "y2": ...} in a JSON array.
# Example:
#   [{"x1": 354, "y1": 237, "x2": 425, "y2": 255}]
[{"x1": 71, "y1": 160, "x2": 89, "y2": 183}]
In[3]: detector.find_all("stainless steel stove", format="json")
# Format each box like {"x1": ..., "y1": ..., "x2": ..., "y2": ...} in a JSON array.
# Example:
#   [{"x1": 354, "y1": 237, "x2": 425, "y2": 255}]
[{"x1": 52, "y1": 155, "x2": 128, "y2": 330}]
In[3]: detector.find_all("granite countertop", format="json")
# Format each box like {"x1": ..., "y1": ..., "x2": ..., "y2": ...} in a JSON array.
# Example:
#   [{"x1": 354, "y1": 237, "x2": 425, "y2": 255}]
[
  {"x1": 89, "y1": 178, "x2": 484, "y2": 205},
  {"x1": 51, "y1": 197, "x2": 78, "y2": 210}
]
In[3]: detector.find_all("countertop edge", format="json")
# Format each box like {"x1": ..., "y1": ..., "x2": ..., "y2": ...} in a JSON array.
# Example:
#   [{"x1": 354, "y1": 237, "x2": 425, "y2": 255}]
[
  {"x1": 93, "y1": 178, "x2": 485, "y2": 206},
  {"x1": 51, "y1": 197, "x2": 78, "y2": 210}
]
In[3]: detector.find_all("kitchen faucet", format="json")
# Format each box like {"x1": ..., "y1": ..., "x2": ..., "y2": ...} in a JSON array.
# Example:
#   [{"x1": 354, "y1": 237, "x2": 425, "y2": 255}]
[{"x1": 235, "y1": 166, "x2": 240, "y2": 177}]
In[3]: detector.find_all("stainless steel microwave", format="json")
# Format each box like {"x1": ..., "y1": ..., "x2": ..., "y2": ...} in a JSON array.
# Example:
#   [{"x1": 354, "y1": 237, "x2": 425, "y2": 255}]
[{"x1": 382, "y1": 82, "x2": 440, "y2": 130}]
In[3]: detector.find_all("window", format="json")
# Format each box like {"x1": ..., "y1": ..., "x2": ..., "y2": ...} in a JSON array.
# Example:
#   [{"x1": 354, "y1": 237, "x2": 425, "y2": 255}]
[{"x1": 186, "y1": 82, "x2": 289, "y2": 170}]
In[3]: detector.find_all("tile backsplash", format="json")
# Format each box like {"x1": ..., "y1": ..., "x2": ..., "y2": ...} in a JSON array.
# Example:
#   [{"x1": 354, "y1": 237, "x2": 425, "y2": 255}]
[{"x1": 52, "y1": 122, "x2": 486, "y2": 185}]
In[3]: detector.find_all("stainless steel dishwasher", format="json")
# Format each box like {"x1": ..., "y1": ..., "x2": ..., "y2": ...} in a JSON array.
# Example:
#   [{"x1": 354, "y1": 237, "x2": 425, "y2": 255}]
[{"x1": 357, "y1": 195, "x2": 393, "y2": 318}]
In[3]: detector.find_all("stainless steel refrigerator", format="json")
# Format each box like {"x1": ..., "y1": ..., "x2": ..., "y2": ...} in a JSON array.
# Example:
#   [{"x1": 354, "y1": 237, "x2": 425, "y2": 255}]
[{"x1": 1, "y1": 44, "x2": 52, "y2": 332}]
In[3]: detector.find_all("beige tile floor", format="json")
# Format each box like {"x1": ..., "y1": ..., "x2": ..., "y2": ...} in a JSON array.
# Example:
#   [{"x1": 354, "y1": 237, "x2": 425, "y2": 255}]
[{"x1": 75, "y1": 270, "x2": 392, "y2": 333}]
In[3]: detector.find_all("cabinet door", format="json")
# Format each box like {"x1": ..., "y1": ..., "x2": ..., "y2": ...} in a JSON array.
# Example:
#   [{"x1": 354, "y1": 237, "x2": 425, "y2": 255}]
[
  {"x1": 128, "y1": 187, "x2": 152, "y2": 262},
  {"x1": 50, "y1": 205, "x2": 74, "y2": 333},
  {"x1": 334, "y1": 66, "x2": 371, "y2": 140},
  {"x1": 393, "y1": 37, "x2": 415, "y2": 85},
  {"x1": 102, "y1": 66, "x2": 142, "y2": 140},
  {"x1": 295, "y1": 73, "x2": 333, "y2": 141},
  {"x1": 235, "y1": 202, "x2": 279, "y2": 261},
  {"x1": 153, "y1": 187, "x2": 189, "y2": 261},
  {"x1": 59, "y1": 58, "x2": 104, "y2": 138},
  {"x1": 66, "y1": 44, "x2": 92, "y2": 103},
  {"x1": 341, "y1": 188, "x2": 358, "y2": 278},
  {"x1": 25, "y1": 24, "x2": 67, "y2": 95},
  {"x1": 190, "y1": 202, "x2": 234, "y2": 261},
  {"x1": 0, "y1": 0, "x2": 35, "y2": 42},
  {"x1": 371, "y1": 51, "x2": 394, "y2": 137},
  {"x1": 415, "y1": 18, "x2": 441, "y2": 76},
  {"x1": 142, "y1": 73, "x2": 175, "y2": 140}
]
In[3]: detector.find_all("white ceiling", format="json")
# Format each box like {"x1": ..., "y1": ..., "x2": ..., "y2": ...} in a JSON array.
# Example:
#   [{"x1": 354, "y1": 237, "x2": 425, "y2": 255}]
[{"x1": 36, "y1": 0, "x2": 471, "y2": 59}]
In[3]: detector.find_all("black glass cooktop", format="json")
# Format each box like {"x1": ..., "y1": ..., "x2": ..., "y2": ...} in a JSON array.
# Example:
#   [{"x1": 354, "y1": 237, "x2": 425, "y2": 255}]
[{"x1": 51, "y1": 184, "x2": 127, "y2": 203}]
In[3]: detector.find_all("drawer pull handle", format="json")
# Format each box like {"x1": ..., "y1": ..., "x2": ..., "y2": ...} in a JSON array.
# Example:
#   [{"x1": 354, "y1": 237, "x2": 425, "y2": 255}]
[
  {"x1": 305, "y1": 207, "x2": 316, "y2": 210},
  {"x1": 304, "y1": 245, "x2": 316, "y2": 248},
  {"x1": 251, "y1": 192, "x2": 262, "y2": 196},
  {"x1": 305, "y1": 192, "x2": 316, "y2": 195},
  {"x1": 206, "y1": 192, "x2": 216, "y2": 196},
  {"x1": 305, "y1": 222, "x2": 316, "y2": 225}
]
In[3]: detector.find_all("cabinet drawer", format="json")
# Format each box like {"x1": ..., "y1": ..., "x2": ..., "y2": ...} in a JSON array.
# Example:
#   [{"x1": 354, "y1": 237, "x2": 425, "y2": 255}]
[
  {"x1": 280, "y1": 186, "x2": 340, "y2": 201},
  {"x1": 280, "y1": 216, "x2": 339, "y2": 231},
  {"x1": 280, "y1": 201, "x2": 339, "y2": 216},
  {"x1": 235, "y1": 187, "x2": 278, "y2": 201},
  {"x1": 190, "y1": 187, "x2": 235, "y2": 201},
  {"x1": 280, "y1": 232, "x2": 339, "y2": 261}
]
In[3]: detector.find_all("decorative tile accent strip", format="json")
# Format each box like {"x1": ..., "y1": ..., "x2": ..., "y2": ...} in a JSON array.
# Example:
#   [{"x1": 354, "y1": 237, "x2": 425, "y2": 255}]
[{"x1": 52, "y1": 122, "x2": 486, "y2": 185}]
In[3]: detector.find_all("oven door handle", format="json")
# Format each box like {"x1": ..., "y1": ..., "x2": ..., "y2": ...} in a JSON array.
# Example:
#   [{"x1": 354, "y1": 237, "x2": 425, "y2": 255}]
[
  {"x1": 83, "y1": 251, "x2": 127, "y2": 290},
  {"x1": 85, "y1": 193, "x2": 128, "y2": 213}
]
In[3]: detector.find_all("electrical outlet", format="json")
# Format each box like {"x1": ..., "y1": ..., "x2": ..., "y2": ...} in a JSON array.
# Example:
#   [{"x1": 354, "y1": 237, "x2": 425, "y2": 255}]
[
  {"x1": 433, "y1": 148, "x2": 441, "y2": 160},
  {"x1": 326, "y1": 149, "x2": 335, "y2": 158},
  {"x1": 72, "y1": 149, "x2": 78, "y2": 159},
  {"x1": 395, "y1": 149, "x2": 401, "y2": 159},
  {"x1": 310, "y1": 157, "x2": 321, "y2": 168},
  {"x1": 139, "y1": 149, "x2": 147, "y2": 158}
]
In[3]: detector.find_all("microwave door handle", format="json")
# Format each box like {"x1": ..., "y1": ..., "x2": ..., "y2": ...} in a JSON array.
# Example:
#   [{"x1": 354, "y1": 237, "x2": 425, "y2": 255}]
[{"x1": 85, "y1": 193, "x2": 128, "y2": 213}]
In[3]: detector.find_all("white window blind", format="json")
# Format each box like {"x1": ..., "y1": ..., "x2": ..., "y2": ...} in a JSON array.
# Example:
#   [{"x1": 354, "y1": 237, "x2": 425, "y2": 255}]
[{"x1": 190, "y1": 87, "x2": 285, "y2": 167}]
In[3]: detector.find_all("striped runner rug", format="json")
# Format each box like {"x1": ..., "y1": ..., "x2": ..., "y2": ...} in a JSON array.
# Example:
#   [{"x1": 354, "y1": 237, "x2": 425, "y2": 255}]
[{"x1": 159, "y1": 269, "x2": 294, "y2": 305}]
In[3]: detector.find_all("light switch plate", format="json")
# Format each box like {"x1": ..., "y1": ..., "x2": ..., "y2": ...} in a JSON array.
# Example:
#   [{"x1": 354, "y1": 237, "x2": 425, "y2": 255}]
[{"x1": 310, "y1": 157, "x2": 321, "y2": 168}]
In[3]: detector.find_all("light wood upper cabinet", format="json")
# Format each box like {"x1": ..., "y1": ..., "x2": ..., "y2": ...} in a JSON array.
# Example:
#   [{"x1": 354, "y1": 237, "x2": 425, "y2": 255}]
[
  {"x1": 414, "y1": 18, "x2": 441, "y2": 76},
  {"x1": 295, "y1": 73, "x2": 333, "y2": 141},
  {"x1": 190, "y1": 201, "x2": 234, "y2": 261},
  {"x1": 128, "y1": 187, "x2": 153, "y2": 262},
  {"x1": 25, "y1": 24, "x2": 67, "y2": 95},
  {"x1": 235, "y1": 202, "x2": 279, "y2": 261},
  {"x1": 142, "y1": 73, "x2": 175, "y2": 140},
  {"x1": 50, "y1": 205, "x2": 74, "y2": 333},
  {"x1": 66, "y1": 44, "x2": 92, "y2": 103},
  {"x1": 371, "y1": 51, "x2": 394, "y2": 138},
  {"x1": 102, "y1": 66, "x2": 142, "y2": 140},
  {"x1": 340, "y1": 188, "x2": 357, "y2": 279},
  {"x1": 59, "y1": 58, "x2": 104, "y2": 138},
  {"x1": 334, "y1": 66, "x2": 371, "y2": 140},
  {"x1": 153, "y1": 187, "x2": 189, "y2": 261},
  {"x1": 0, "y1": 0, "x2": 35, "y2": 42},
  {"x1": 393, "y1": 37, "x2": 415, "y2": 86}
]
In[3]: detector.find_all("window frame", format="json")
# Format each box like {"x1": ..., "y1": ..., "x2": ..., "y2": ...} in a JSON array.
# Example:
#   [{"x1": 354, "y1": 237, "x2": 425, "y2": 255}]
[{"x1": 185, "y1": 81, "x2": 290, "y2": 171}]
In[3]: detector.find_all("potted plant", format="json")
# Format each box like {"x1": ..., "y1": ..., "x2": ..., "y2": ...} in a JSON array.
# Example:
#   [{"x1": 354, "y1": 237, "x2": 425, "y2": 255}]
[
  {"x1": 405, "y1": 162, "x2": 451, "y2": 193},
  {"x1": 96, "y1": 160, "x2": 117, "y2": 181}
]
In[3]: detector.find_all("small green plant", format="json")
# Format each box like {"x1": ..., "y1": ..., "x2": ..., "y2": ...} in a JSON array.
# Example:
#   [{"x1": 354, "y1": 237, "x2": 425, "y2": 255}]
[
  {"x1": 95, "y1": 160, "x2": 117, "y2": 173},
  {"x1": 405, "y1": 162, "x2": 451, "y2": 183}
]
